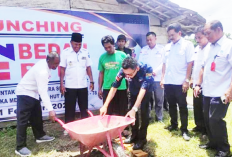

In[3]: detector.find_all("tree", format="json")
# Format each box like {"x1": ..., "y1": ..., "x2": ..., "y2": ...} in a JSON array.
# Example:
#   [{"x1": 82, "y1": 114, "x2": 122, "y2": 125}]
[{"x1": 225, "y1": 33, "x2": 232, "y2": 40}]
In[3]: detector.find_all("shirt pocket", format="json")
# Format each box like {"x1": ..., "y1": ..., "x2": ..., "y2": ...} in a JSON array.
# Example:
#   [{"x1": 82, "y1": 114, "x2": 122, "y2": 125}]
[
  {"x1": 215, "y1": 56, "x2": 227, "y2": 71},
  {"x1": 66, "y1": 58, "x2": 77, "y2": 69},
  {"x1": 79, "y1": 59, "x2": 86, "y2": 68}
]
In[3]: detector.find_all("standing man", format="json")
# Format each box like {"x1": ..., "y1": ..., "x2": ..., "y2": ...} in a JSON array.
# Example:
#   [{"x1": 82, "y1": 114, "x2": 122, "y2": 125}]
[
  {"x1": 194, "y1": 20, "x2": 231, "y2": 157},
  {"x1": 98, "y1": 35, "x2": 128, "y2": 116},
  {"x1": 15, "y1": 52, "x2": 59, "y2": 156},
  {"x1": 191, "y1": 26, "x2": 210, "y2": 135},
  {"x1": 139, "y1": 32, "x2": 165, "y2": 122},
  {"x1": 116, "y1": 34, "x2": 132, "y2": 56},
  {"x1": 60, "y1": 33, "x2": 94, "y2": 135},
  {"x1": 161, "y1": 23, "x2": 194, "y2": 141},
  {"x1": 100, "y1": 57, "x2": 154, "y2": 150}
]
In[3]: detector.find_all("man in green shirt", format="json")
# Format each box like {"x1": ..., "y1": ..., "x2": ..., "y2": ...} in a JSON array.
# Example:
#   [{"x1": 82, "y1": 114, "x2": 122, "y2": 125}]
[{"x1": 98, "y1": 35, "x2": 128, "y2": 116}]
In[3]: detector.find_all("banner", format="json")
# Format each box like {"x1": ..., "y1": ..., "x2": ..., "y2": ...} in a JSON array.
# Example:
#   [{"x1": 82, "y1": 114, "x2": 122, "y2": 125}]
[{"x1": 0, "y1": 7, "x2": 149, "y2": 122}]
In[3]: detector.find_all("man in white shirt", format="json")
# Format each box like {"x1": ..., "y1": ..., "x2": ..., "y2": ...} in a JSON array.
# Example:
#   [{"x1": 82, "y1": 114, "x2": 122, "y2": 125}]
[
  {"x1": 15, "y1": 52, "x2": 60, "y2": 157},
  {"x1": 191, "y1": 26, "x2": 210, "y2": 135},
  {"x1": 60, "y1": 33, "x2": 94, "y2": 132},
  {"x1": 139, "y1": 32, "x2": 165, "y2": 121},
  {"x1": 161, "y1": 23, "x2": 194, "y2": 141},
  {"x1": 194, "y1": 20, "x2": 231, "y2": 157}
]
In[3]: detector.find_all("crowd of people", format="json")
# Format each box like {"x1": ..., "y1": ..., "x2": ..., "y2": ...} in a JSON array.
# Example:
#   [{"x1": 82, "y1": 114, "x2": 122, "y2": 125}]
[{"x1": 14, "y1": 20, "x2": 232, "y2": 157}]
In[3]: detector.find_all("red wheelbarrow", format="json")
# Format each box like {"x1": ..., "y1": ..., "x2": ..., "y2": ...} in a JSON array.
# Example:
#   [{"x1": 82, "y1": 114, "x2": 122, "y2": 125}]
[{"x1": 55, "y1": 111, "x2": 135, "y2": 157}]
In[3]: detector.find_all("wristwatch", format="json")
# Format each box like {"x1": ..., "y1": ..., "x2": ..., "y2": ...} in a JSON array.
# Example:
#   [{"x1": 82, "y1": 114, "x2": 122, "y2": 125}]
[
  {"x1": 185, "y1": 79, "x2": 190, "y2": 83},
  {"x1": 90, "y1": 82, "x2": 94, "y2": 84},
  {"x1": 132, "y1": 106, "x2": 138, "y2": 112},
  {"x1": 195, "y1": 84, "x2": 201, "y2": 88}
]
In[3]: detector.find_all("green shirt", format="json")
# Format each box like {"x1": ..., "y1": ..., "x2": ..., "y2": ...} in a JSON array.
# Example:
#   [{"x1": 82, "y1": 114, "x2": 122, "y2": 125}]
[{"x1": 98, "y1": 50, "x2": 127, "y2": 90}]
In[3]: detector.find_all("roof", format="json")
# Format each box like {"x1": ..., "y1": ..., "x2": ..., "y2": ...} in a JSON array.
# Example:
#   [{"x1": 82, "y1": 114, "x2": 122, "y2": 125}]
[{"x1": 117, "y1": 0, "x2": 206, "y2": 36}]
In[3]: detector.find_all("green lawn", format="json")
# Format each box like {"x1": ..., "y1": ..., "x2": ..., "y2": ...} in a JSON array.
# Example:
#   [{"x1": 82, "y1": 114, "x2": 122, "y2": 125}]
[{"x1": 0, "y1": 94, "x2": 231, "y2": 157}]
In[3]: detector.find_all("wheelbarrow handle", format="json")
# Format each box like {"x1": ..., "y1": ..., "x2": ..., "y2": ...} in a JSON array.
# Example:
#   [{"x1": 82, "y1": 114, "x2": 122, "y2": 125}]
[
  {"x1": 87, "y1": 110, "x2": 94, "y2": 117},
  {"x1": 55, "y1": 117, "x2": 65, "y2": 126}
]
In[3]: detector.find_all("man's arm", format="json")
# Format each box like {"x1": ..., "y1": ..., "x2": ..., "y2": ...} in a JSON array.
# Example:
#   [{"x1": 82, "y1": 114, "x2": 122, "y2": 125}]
[
  {"x1": 86, "y1": 66, "x2": 94, "y2": 91},
  {"x1": 160, "y1": 63, "x2": 166, "y2": 88},
  {"x1": 36, "y1": 72, "x2": 55, "y2": 121},
  {"x1": 182, "y1": 61, "x2": 193, "y2": 93},
  {"x1": 98, "y1": 71, "x2": 104, "y2": 99},
  {"x1": 60, "y1": 67, "x2": 66, "y2": 95},
  {"x1": 193, "y1": 67, "x2": 204, "y2": 97}
]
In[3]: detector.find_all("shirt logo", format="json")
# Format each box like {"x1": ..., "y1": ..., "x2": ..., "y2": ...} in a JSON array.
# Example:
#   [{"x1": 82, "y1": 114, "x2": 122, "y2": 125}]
[
  {"x1": 82, "y1": 57, "x2": 86, "y2": 60},
  {"x1": 68, "y1": 61, "x2": 73, "y2": 66}
]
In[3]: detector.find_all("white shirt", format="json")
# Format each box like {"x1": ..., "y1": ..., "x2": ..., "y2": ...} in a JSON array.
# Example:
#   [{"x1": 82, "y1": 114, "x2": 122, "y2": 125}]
[
  {"x1": 203, "y1": 35, "x2": 232, "y2": 97},
  {"x1": 192, "y1": 43, "x2": 210, "y2": 87},
  {"x1": 164, "y1": 37, "x2": 194, "y2": 85},
  {"x1": 138, "y1": 44, "x2": 165, "y2": 81},
  {"x1": 16, "y1": 60, "x2": 53, "y2": 111},
  {"x1": 60, "y1": 47, "x2": 92, "y2": 89}
]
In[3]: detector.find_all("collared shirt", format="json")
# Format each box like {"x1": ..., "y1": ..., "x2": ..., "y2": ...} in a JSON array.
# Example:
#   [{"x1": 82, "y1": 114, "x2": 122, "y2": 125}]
[
  {"x1": 112, "y1": 63, "x2": 154, "y2": 95},
  {"x1": 138, "y1": 44, "x2": 165, "y2": 81},
  {"x1": 60, "y1": 47, "x2": 92, "y2": 89},
  {"x1": 203, "y1": 35, "x2": 232, "y2": 97},
  {"x1": 16, "y1": 60, "x2": 53, "y2": 111},
  {"x1": 192, "y1": 43, "x2": 210, "y2": 87},
  {"x1": 116, "y1": 47, "x2": 132, "y2": 56},
  {"x1": 163, "y1": 37, "x2": 194, "y2": 85}
]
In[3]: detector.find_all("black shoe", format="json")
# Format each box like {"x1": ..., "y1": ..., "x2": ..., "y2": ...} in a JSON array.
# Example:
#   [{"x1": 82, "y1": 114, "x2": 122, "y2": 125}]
[
  {"x1": 215, "y1": 151, "x2": 230, "y2": 157},
  {"x1": 124, "y1": 135, "x2": 137, "y2": 144},
  {"x1": 133, "y1": 139, "x2": 147, "y2": 150},
  {"x1": 192, "y1": 127, "x2": 202, "y2": 132},
  {"x1": 165, "y1": 125, "x2": 178, "y2": 131},
  {"x1": 199, "y1": 143, "x2": 214, "y2": 150}
]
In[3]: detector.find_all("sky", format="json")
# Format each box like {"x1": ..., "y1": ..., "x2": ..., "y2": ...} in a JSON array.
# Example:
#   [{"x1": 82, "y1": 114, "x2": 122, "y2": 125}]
[{"x1": 170, "y1": 0, "x2": 232, "y2": 34}]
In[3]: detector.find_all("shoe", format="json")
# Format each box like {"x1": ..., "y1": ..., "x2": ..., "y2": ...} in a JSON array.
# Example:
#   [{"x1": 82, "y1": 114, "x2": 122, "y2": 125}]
[
  {"x1": 124, "y1": 135, "x2": 137, "y2": 144},
  {"x1": 215, "y1": 151, "x2": 230, "y2": 157},
  {"x1": 36, "y1": 135, "x2": 55, "y2": 143},
  {"x1": 199, "y1": 143, "x2": 214, "y2": 149},
  {"x1": 182, "y1": 132, "x2": 190, "y2": 141},
  {"x1": 63, "y1": 130, "x2": 69, "y2": 136},
  {"x1": 192, "y1": 127, "x2": 202, "y2": 132},
  {"x1": 133, "y1": 139, "x2": 147, "y2": 150},
  {"x1": 165, "y1": 125, "x2": 178, "y2": 131},
  {"x1": 15, "y1": 147, "x2": 31, "y2": 157}
]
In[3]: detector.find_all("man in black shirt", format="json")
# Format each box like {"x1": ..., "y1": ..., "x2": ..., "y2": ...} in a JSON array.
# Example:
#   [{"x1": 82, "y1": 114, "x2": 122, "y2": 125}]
[{"x1": 116, "y1": 34, "x2": 132, "y2": 56}]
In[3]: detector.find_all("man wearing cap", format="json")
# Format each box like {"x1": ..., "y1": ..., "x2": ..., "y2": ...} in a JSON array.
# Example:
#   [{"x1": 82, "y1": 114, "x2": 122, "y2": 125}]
[
  {"x1": 60, "y1": 33, "x2": 94, "y2": 135},
  {"x1": 116, "y1": 34, "x2": 132, "y2": 56}
]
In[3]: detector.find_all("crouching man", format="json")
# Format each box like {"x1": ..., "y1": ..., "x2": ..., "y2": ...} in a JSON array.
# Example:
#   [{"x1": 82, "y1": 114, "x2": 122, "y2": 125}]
[
  {"x1": 100, "y1": 57, "x2": 154, "y2": 150},
  {"x1": 15, "y1": 52, "x2": 60, "y2": 156}
]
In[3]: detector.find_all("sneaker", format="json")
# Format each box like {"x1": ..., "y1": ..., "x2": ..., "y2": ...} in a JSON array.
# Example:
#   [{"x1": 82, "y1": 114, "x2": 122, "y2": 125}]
[
  {"x1": 15, "y1": 147, "x2": 31, "y2": 157},
  {"x1": 63, "y1": 130, "x2": 69, "y2": 136},
  {"x1": 182, "y1": 132, "x2": 190, "y2": 141},
  {"x1": 36, "y1": 135, "x2": 55, "y2": 143}
]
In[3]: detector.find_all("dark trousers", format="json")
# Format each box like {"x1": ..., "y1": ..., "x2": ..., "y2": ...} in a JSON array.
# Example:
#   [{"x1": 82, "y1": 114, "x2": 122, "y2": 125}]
[
  {"x1": 193, "y1": 90, "x2": 206, "y2": 133},
  {"x1": 203, "y1": 96, "x2": 230, "y2": 152},
  {"x1": 130, "y1": 92, "x2": 152, "y2": 141},
  {"x1": 65, "y1": 88, "x2": 88, "y2": 123},
  {"x1": 163, "y1": 89, "x2": 169, "y2": 111},
  {"x1": 103, "y1": 89, "x2": 128, "y2": 116},
  {"x1": 16, "y1": 95, "x2": 45, "y2": 150},
  {"x1": 153, "y1": 82, "x2": 164, "y2": 121},
  {"x1": 164, "y1": 84, "x2": 188, "y2": 132}
]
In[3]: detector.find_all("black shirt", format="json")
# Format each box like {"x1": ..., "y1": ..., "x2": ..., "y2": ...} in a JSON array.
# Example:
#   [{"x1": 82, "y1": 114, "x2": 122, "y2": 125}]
[{"x1": 116, "y1": 47, "x2": 132, "y2": 56}]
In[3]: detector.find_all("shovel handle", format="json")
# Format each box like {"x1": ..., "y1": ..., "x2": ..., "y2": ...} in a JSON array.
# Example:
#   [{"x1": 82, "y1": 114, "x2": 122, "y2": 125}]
[{"x1": 55, "y1": 117, "x2": 65, "y2": 126}]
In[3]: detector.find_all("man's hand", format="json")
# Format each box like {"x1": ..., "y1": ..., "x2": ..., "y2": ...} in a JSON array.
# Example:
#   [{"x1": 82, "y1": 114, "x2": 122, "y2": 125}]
[
  {"x1": 100, "y1": 106, "x2": 107, "y2": 116},
  {"x1": 194, "y1": 86, "x2": 201, "y2": 97},
  {"x1": 60, "y1": 83, "x2": 66, "y2": 95},
  {"x1": 89, "y1": 83, "x2": 94, "y2": 91},
  {"x1": 224, "y1": 88, "x2": 232, "y2": 104},
  {"x1": 49, "y1": 110, "x2": 56, "y2": 122},
  {"x1": 160, "y1": 79, "x2": 164, "y2": 89},
  {"x1": 125, "y1": 109, "x2": 136, "y2": 119},
  {"x1": 152, "y1": 72, "x2": 156, "y2": 76},
  {"x1": 98, "y1": 90, "x2": 103, "y2": 99},
  {"x1": 182, "y1": 81, "x2": 189, "y2": 93}
]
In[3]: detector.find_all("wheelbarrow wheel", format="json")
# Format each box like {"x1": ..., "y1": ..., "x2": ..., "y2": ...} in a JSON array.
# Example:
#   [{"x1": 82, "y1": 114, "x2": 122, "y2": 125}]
[{"x1": 112, "y1": 142, "x2": 127, "y2": 157}]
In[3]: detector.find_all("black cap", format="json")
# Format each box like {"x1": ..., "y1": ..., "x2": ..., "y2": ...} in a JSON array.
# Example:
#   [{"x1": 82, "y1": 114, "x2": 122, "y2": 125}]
[
  {"x1": 71, "y1": 33, "x2": 82, "y2": 42},
  {"x1": 117, "y1": 34, "x2": 127, "y2": 41}
]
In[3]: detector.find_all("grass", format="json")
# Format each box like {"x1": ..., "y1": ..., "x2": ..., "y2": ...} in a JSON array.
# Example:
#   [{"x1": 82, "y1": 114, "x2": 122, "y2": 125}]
[{"x1": 0, "y1": 91, "x2": 231, "y2": 157}]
